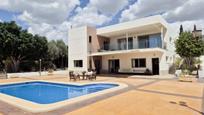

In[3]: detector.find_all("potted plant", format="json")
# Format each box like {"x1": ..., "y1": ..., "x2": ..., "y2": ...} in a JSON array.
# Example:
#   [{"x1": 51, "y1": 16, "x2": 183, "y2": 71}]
[{"x1": 179, "y1": 69, "x2": 192, "y2": 82}]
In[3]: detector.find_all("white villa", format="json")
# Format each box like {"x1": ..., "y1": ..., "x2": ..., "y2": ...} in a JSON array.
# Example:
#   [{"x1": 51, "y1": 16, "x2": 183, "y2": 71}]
[{"x1": 68, "y1": 15, "x2": 178, "y2": 75}]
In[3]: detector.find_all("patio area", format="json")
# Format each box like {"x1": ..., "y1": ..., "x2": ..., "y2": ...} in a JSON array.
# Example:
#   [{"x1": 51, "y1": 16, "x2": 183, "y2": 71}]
[{"x1": 0, "y1": 74, "x2": 203, "y2": 115}]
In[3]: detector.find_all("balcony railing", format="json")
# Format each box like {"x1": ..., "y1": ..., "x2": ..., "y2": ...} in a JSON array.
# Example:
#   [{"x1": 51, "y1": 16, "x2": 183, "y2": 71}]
[{"x1": 98, "y1": 41, "x2": 165, "y2": 52}]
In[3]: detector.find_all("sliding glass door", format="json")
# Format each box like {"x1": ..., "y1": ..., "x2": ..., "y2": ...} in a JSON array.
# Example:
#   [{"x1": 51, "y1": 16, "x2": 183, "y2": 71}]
[
  {"x1": 118, "y1": 38, "x2": 127, "y2": 50},
  {"x1": 138, "y1": 33, "x2": 162, "y2": 48}
]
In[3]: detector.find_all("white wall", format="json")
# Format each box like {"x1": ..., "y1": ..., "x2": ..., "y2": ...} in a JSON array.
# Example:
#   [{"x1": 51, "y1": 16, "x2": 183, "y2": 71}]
[
  {"x1": 199, "y1": 56, "x2": 204, "y2": 78},
  {"x1": 68, "y1": 26, "x2": 88, "y2": 71},
  {"x1": 101, "y1": 52, "x2": 165, "y2": 74},
  {"x1": 68, "y1": 26, "x2": 98, "y2": 71},
  {"x1": 7, "y1": 70, "x2": 69, "y2": 78}
]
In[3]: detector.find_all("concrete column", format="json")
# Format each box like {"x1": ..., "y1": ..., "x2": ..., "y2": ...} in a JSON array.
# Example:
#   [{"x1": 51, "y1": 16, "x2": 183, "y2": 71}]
[
  {"x1": 134, "y1": 36, "x2": 138, "y2": 49},
  {"x1": 161, "y1": 27, "x2": 164, "y2": 49}
]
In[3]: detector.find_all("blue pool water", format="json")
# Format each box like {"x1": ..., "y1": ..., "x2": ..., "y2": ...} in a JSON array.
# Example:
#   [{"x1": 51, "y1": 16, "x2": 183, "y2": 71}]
[{"x1": 0, "y1": 82, "x2": 118, "y2": 104}]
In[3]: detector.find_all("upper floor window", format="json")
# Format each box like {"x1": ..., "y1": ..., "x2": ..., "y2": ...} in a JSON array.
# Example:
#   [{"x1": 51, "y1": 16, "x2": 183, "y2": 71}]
[
  {"x1": 74, "y1": 60, "x2": 83, "y2": 67},
  {"x1": 138, "y1": 33, "x2": 162, "y2": 48},
  {"x1": 89, "y1": 36, "x2": 92, "y2": 43},
  {"x1": 118, "y1": 38, "x2": 127, "y2": 50},
  {"x1": 128, "y1": 37, "x2": 133, "y2": 49},
  {"x1": 103, "y1": 41, "x2": 109, "y2": 50},
  {"x1": 138, "y1": 35, "x2": 149, "y2": 48}
]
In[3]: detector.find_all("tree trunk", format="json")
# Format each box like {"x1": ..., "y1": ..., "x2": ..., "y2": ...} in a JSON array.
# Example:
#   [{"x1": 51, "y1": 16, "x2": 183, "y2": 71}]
[
  {"x1": 61, "y1": 56, "x2": 64, "y2": 69},
  {"x1": 184, "y1": 57, "x2": 193, "y2": 73},
  {"x1": 10, "y1": 57, "x2": 20, "y2": 72}
]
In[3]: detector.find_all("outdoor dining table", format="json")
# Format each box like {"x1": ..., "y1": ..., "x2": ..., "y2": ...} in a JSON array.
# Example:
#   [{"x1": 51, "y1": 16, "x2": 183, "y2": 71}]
[{"x1": 79, "y1": 71, "x2": 86, "y2": 80}]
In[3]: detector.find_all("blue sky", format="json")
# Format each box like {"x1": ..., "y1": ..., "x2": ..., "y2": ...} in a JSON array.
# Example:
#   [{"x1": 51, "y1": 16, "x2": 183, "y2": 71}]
[{"x1": 0, "y1": 0, "x2": 203, "y2": 43}]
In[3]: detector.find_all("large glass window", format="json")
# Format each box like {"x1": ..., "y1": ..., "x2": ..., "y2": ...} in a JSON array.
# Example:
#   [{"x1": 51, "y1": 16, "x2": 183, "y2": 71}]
[
  {"x1": 132, "y1": 58, "x2": 146, "y2": 68},
  {"x1": 74, "y1": 60, "x2": 83, "y2": 67},
  {"x1": 118, "y1": 38, "x2": 127, "y2": 50},
  {"x1": 128, "y1": 37, "x2": 133, "y2": 49},
  {"x1": 138, "y1": 33, "x2": 162, "y2": 48},
  {"x1": 103, "y1": 41, "x2": 109, "y2": 50},
  {"x1": 149, "y1": 34, "x2": 162, "y2": 48},
  {"x1": 138, "y1": 35, "x2": 149, "y2": 48}
]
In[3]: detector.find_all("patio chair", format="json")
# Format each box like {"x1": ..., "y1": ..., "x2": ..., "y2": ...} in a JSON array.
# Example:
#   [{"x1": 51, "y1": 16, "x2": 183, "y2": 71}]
[
  {"x1": 69, "y1": 71, "x2": 79, "y2": 81},
  {"x1": 86, "y1": 70, "x2": 97, "y2": 80},
  {"x1": 90, "y1": 71, "x2": 97, "y2": 80}
]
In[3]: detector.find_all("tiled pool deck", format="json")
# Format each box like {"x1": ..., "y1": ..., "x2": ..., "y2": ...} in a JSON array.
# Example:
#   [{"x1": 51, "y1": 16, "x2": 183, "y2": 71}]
[{"x1": 0, "y1": 74, "x2": 203, "y2": 115}]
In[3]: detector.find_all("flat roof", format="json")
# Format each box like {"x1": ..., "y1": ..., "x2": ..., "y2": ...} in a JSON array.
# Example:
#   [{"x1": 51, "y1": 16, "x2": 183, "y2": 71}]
[{"x1": 97, "y1": 15, "x2": 169, "y2": 37}]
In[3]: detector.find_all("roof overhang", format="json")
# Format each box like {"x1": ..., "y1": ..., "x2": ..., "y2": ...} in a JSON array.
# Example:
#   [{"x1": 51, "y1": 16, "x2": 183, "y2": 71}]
[{"x1": 97, "y1": 15, "x2": 169, "y2": 38}]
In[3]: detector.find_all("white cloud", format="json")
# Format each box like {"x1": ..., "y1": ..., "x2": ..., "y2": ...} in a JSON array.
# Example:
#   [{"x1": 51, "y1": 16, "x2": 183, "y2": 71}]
[
  {"x1": 0, "y1": 0, "x2": 128, "y2": 42},
  {"x1": 69, "y1": 0, "x2": 128, "y2": 27},
  {"x1": 0, "y1": 0, "x2": 80, "y2": 24},
  {"x1": 120, "y1": 0, "x2": 204, "y2": 35},
  {"x1": 0, "y1": 0, "x2": 80, "y2": 43},
  {"x1": 163, "y1": 0, "x2": 204, "y2": 22},
  {"x1": 90, "y1": 0, "x2": 128, "y2": 16},
  {"x1": 28, "y1": 21, "x2": 71, "y2": 44},
  {"x1": 120, "y1": 0, "x2": 187, "y2": 22},
  {"x1": 69, "y1": 6, "x2": 111, "y2": 27}
]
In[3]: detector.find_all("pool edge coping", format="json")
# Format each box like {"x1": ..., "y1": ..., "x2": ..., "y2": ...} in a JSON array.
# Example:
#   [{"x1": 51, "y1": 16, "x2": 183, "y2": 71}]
[{"x1": 0, "y1": 80, "x2": 128, "y2": 113}]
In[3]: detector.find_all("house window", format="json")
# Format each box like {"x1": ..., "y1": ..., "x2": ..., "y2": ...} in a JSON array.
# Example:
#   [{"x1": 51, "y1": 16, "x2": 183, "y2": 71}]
[
  {"x1": 103, "y1": 41, "x2": 109, "y2": 50},
  {"x1": 138, "y1": 35, "x2": 149, "y2": 48},
  {"x1": 128, "y1": 37, "x2": 133, "y2": 49},
  {"x1": 89, "y1": 36, "x2": 92, "y2": 43},
  {"x1": 74, "y1": 60, "x2": 83, "y2": 67},
  {"x1": 138, "y1": 34, "x2": 162, "y2": 48},
  {"x1": 132, "y1": 58, "x2": 146, "y2": 68},
  {"x1": 118, "y1": 38, "x2": 127, "y2": 50}
]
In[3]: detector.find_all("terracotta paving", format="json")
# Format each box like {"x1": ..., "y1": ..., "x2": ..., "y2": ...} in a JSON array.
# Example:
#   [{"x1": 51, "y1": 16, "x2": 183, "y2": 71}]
[
  {"x1": 0, "y1": 75, "x2": 203, "y2": 115},
  {"x1": 67, "y1": 90, "x2": 202, "y2": 115}
]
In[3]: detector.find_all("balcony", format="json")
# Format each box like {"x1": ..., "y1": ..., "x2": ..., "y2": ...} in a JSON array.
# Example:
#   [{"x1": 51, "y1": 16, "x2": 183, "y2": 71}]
[
  {"x1": 98, "y1": 33, "x2": 165, "y2": 52},
  {"x1": 98, "y1": 37, "x2": 164, "y2": 52}
]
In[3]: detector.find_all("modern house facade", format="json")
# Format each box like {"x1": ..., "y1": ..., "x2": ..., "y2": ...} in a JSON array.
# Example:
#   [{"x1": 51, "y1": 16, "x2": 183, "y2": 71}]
[{"x1": 68, "y1": 15, "x2": 178, "y2": 75}]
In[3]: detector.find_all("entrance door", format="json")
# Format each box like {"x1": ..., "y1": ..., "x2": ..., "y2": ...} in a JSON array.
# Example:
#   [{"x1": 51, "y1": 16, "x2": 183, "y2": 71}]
[
  {"x1": 94, "y1": 59, "x2": 101, "y2": 74},
  {"x1": 93, "y1": 56, "x2": 102, "y2": 74},
  {"x1": 108, "y1": 59, "x2": 120, "y2": 73},
  {"x1": 152, "y1": 58, "x2": 159, "y2": 75}
]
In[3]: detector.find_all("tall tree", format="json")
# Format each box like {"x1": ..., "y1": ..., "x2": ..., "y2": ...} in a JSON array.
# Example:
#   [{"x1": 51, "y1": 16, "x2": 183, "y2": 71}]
[
  {"x1": 0, "y1": 21, "x2": 48, "y2": 72},
  {"x1": 56, "y1": 40, "x2": 68, "y2": 68},
  {"x1": 48, "y1": 40, "x2": 60, "y2": 61},
  {"x1": 175, "y1": 32, "x2": 204, "y2": 71},
  {"x1": 193, "y1": 24, "x2": 197, "y2": 31},
  {"x1": 179, "y1": 25, "x2": 183, "y2": 35},
  {"x1": 47, "y1": 40, "x2": 68, "y2": 68}
]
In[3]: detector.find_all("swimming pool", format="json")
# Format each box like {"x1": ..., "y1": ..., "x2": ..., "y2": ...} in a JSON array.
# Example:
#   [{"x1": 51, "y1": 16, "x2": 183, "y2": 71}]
[
  {"x1": 0, "y1": 81, "x2": 127, "y2": 112},
  {"x1": 0, "y1": 81, "x2": 118, "y2": 104}
]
